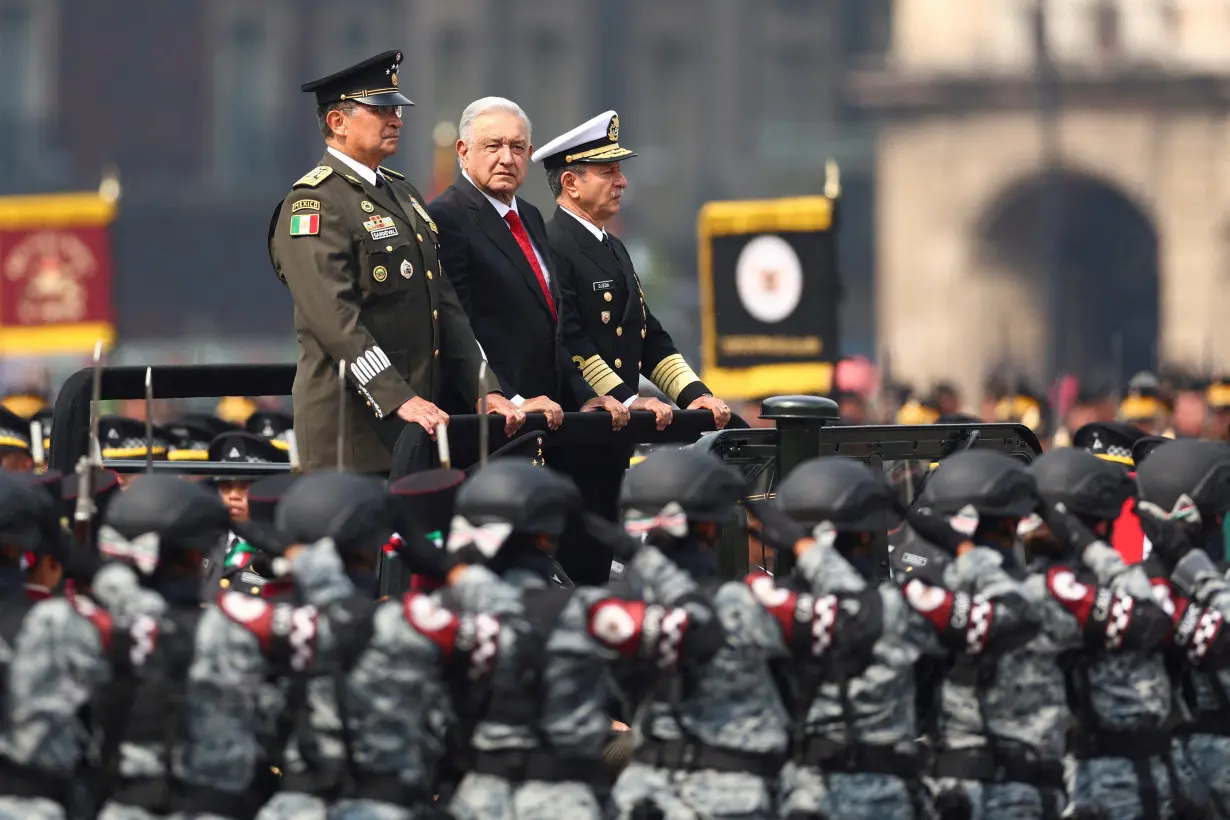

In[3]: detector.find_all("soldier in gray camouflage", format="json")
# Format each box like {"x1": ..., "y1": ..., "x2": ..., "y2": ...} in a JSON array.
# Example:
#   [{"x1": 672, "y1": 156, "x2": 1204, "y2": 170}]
[
  {"x1": 1135, "y1": 440, "x2": 1230, "y2": 819},
  {"x1": 608, "y1": 449, "x2": 887, "y2": 820},
  {"x1": 434, "y1": 458, "x2": 726, "y2": 820},
  {"x1": 917, "y1": 450, "x2": 1167, "y2": 820},
  {"x1": 1026, "y1": 448, "x2": 1173, "y2": 820},
  {"x1": 764, "y1": 457, "x2": 1038, "y2": 820},
  {"x1": 256, "y1": 469, "x2": 503, "y2": 820}
]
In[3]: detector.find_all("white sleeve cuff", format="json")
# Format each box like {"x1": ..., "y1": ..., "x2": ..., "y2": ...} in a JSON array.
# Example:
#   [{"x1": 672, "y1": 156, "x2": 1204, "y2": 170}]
[
  {"x1": 511, "y1": 394, "x2": 525, "y2": 407},
  {"x1": 623, "y1": 395, "x2": 638, "y2": 408}
]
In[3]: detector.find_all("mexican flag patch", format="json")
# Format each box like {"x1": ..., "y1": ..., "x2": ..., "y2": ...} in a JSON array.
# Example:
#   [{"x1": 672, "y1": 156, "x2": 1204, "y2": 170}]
[{"x1": 289, "y1": 213, "x2": 319, "y2": 236}]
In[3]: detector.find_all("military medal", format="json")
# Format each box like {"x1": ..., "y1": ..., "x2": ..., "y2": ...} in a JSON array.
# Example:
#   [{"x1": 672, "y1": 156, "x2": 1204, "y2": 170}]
[
  {"x1": 364, "y1": 214, "x2": 398, "y2": 241},
  {"x1": 400, "y1": 259, "x2": 413, "y2": 278},
  {"x1": 373, "y1": 265, "x2": 388, "y2": 282},
  {"x1": 410, "y1": 198, "x2": 438, "y2": 233},
  {"x1": 601, "y1": 311, "x2": 610, "y2": 324},
  {"x1": 360, "y1": 201, "x2": 375, "y2": 212}
]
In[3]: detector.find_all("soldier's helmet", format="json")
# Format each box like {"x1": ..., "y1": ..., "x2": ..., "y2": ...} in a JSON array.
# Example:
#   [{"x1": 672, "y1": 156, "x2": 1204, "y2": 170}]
[
  {"x1": 619, "y1": 448, "x2": 744, "y2": 531},
  {"x1": 917, "y1": 450, "x2": 1037, "y2": 520},
  {"x1": 775, "y1": 457, "x2": 902, "y2": 532},
  {"x1": 99, "y1": 475, "x2": 230, "y2": 575},
  {"x1": 1135, "y1": 439, "x2": 1230, "y2": 531},
  {"x1": 275, "y1": 470, "x2": 391, "y2": 556},
  {"x1": 0, "y1": 471, "x2": 62, "y2": 556},
  {"x1": 453, "y1": 460, "x2": 579, "y2": 538},
  {"x1": 1029, "y1": 447, "x2": 1135, "y2": 524}
]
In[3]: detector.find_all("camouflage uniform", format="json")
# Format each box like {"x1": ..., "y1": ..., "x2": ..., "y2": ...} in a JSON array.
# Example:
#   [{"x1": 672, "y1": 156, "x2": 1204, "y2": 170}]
[
  {"x1": 444, "y1": 544, "x2": 714, "y2": 820},
  {"x1": 778, "y1": 542, "x2": 1037, "y2": 820},
  {"x1": 1164, "y1": 552, "x2": 1230, "y2": 818},
  {"x1": 261, "y1": 537, "x2": 502, "y2": 820},
  {"x1": 611, "y1": 539, "x2": 882, "y2": 820},
  {"x1": 1064, "y1": 554, "x2": 1176, "y2": 820},
  {"x1": 929, "y1": 542, "x2": 1167, "y2": 820},
  {"x1": 0, "y1": 563, "x2": 162, "y2": 820}
]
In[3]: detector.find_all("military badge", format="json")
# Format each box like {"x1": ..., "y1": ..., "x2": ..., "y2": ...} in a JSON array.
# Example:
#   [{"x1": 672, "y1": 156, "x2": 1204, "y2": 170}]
[
  {"x1": 601, "y1": 311, "x2": 610, "y2": 324},
  {"x1": 608, "y1": 115, "x2": 619, "y2": 142},
  {"x1": 400, "y1": 259, "x2": 413, "y2": 278},
  {"x1": 373, "y1": 265, "x2": 388, "y2": 282},
  {"x1": 410, "y1": 198, "x2": 438, "y2": 233},
  {"x1": 289, "y1": 213, "x2": 319, "y2": 236},
  {"x1": 364, "y1": 215, "x2": 398, "y2": 241},
  {"x1": 360, "y1": 201, "x2": 374, "y2": 213},
  {"x1": 291, "y1": 199, "x2": 320, "y2": 213}
]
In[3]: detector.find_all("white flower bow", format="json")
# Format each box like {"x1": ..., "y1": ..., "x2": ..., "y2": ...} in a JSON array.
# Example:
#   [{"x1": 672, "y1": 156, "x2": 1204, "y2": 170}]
[
  {"x1": 97, "y1": 525, "x2": 161, "y2": 575},
  {"x1": 446, "y1": 516, "x2": 514, "y2": 559},
  {"x1": 622, "y1": 502, "x2": 689, "y2": 538}
]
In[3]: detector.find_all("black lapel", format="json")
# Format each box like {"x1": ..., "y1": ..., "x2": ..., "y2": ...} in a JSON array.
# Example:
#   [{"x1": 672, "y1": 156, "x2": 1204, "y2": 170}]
[
  {"x1": 319, "y1": 152, "x2": 413, "y2": 227},
  {"x1": 553, "y1": 206, "x2": 623, "y2": 282},
  {"x1": 459, "y1": 178, "x2": 553, "y2": 317},
  {"x1": 608, "y1": 234, "x2": 643, "y2": 325}
]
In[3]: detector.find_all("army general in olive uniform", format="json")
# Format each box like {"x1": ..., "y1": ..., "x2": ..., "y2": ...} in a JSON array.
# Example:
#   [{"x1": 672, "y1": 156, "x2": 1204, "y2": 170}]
[{"x1": 269, "y1": 50, "x2": 521, "y2": 473}]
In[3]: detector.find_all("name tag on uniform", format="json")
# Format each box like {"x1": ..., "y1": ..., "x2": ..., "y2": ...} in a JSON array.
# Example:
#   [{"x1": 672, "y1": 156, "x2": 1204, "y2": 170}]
[{"x1": 593, "y1": 280, "x2": 613, "y2": 291}]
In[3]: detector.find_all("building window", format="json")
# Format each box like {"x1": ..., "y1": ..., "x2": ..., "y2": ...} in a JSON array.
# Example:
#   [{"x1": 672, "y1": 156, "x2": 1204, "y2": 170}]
[{"x1": 214, "y1": 15, "x2": 277, "y2": 185}]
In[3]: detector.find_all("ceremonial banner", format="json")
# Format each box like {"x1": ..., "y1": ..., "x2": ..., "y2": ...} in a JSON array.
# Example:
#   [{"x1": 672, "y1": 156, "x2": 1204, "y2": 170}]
[
  {"x1": 0, "y1": 191, "x2": 117, "y2": 355},
  {"x1": 697, "y1": 194, "x2": 841, "y2": 399}
]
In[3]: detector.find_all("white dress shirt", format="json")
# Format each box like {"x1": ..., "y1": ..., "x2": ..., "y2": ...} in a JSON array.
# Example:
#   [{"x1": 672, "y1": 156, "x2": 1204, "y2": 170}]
[
  {"x1": 326, "y1": 146, "x2": 388, "y2": 187},
  {"x1": 462, "y1": 171, "x2": 550, "y2": 288}
]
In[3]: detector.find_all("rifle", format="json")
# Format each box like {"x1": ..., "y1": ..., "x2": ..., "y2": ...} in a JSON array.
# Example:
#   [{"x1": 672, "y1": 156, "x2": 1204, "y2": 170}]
[
  {"x1": 73, "y1": 341, "x2": 105, "y2": 549},
  {"x1": 478, "y1": 361, "x2": 489, "y2": 469},
  {"x1": 337, "y1": 360, "x2": 347, "y2": 470},
  {"x1": 144, "y1": 367, "x2": 154, "y2": 474}
]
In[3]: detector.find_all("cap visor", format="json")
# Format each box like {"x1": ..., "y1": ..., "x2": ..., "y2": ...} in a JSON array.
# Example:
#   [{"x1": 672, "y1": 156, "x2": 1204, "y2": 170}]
[{"x1": 352, "y1": 91, "x2": 415, "y2": 107}]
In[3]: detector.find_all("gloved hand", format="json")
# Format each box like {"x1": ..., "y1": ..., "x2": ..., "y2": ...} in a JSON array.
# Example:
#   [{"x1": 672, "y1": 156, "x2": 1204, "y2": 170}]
[
  {"x1": 905, "y1": 508, "x2": 970, "y2": 555},
  {"x1": 395, "y1": 531, "x2": 459, "y2": 578},
  {"x1": 581, "y1": 511, "x2": 643, "y2": 563},
  {"x1": 1036, "y1": 501, "x2": 1100, "y2": 558},
  {"x1": 744, "y1": 498, "x2": 810, "y2": 554},
  {"x1": 1136, "y1": 502, "x2": 1192, "y2": 573}
]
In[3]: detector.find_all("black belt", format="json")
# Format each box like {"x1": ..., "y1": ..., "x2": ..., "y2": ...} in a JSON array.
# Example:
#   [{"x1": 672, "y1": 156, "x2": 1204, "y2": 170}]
[
  {"x1": 635, "y1": 737, "x2": 784, "y2": 779},
  {"x1": 471, "y1": 749, "x2": 607, "y2": 787},
  {"x1": 931, "y1": 749, "x2": 1064, "y2": 791},
  {"x1": 110, "y1": 777, "x2": 258, "y2": 820},
  {"x1": 796, "y1": 738, "x2": 919, "y2": 778},
  {"x1": 0, "y1": 757, "x2": 69, "y2": 802},
  {"x1": 1070, "y1": 727, "x2": 1170, "y2": 761}
]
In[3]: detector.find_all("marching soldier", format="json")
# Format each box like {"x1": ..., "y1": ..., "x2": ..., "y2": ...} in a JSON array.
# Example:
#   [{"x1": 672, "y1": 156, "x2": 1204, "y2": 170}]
[
  {"x1": 768, "y1": 458, "x2": 1037, "y2": 820},
  {"x1": 438, "y1": 458, "x2": 726, "y2": 820},
  {"x1": 269, "y1": 49, "x2": 522, "y2": 474}
]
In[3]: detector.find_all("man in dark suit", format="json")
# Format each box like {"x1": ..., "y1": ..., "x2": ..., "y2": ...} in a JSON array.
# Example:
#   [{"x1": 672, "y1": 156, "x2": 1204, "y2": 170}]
[
  {"x1": 534, "y1": 111, "x2": 733, "y2": 581},
  {"x1": 427, "y1": 97, "x2": 629, "y2": 429}
]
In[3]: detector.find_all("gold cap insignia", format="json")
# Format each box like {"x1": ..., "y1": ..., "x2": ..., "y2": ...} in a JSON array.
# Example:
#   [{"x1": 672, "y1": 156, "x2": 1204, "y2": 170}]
[
  {"x1": 607, "y1": 115, "x2": 619, "y2": 142},
  {"x1": 391, "y1": 73, "x2": 398, "y2": 87},
  {"x1": 373, "y1": 265, "x2": 388, "y2": 282}
]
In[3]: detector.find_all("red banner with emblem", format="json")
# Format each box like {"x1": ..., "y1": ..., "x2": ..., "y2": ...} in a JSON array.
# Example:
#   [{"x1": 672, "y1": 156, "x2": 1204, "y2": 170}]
[{"x1": 0, "y1": 191, "x2": 117, "y2": 356}]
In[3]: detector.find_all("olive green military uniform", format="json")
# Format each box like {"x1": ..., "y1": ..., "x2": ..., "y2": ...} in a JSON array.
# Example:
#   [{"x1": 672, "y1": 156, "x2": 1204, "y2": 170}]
[{"x1": 269, "y1": 152, "x2": 488, "y2": 473}]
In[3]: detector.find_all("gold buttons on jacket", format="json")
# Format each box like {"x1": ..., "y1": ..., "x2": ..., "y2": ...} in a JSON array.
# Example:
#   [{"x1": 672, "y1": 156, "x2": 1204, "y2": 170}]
[
  {"x1": 433, "y1": 309, "x2": 438, "y2": 321},
  {"x1": 615, "y1": 358, "x2": 622, "y2": 368},
  {"x1": 386, "y1": 245, "x2": 393, "y2": 252},
  {"x1": 417, "y1": 234, "x2": 423, "y2": 242},
  {"x1": 603, "y1": 292, "x2": 612, "y2": 302},
  {"x1": 433, "y1": 349, "x2": 440, "y2": 358},
  {"x1": 641, "y1": 327, "x2": 647, "y2": 338},
  {"x1": 427, "y1": 270, "x2": 434, "y2": 280},
  {"x1": 637, "y1": 360, "x2": 642, "y2": 369},
  {"x1": 616, "y1": 326, "x2": 623, "y2": 336}
]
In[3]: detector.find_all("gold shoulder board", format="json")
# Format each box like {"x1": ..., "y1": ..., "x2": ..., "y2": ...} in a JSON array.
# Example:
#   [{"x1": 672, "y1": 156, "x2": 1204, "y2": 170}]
[
  {"x1": 378, "y1": 166, "x2": 406, "y2": 180},
  {"x1": 293, "y1": 166, "x2": 334, "y2": 188}
]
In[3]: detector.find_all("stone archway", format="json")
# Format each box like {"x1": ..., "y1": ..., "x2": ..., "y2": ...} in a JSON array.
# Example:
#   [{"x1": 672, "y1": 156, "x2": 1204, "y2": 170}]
[{"x1": 975, "y1": 170, "x2": 1160, "y2": 386}]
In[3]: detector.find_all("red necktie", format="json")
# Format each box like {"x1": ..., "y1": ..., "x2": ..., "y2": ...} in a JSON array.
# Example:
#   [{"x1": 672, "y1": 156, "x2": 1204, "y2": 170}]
[{"x1": 504, "y1": 210, "x2": 556, "y2": 320}]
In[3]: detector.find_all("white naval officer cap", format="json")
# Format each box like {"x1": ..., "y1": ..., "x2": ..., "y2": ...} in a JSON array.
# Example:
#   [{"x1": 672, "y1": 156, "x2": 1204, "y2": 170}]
[{"x1": 531, "y1": 110, "x2": 638, "y2": 169}]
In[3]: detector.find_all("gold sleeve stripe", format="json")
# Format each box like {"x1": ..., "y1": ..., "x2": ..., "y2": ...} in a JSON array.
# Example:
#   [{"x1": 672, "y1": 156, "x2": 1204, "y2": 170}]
[
  {"x1": 573, "y1": 354, "x2": 625, "y2": 397},
  {"x1": 650, "y1": 354, "x2": 701, "y2": 403}
]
